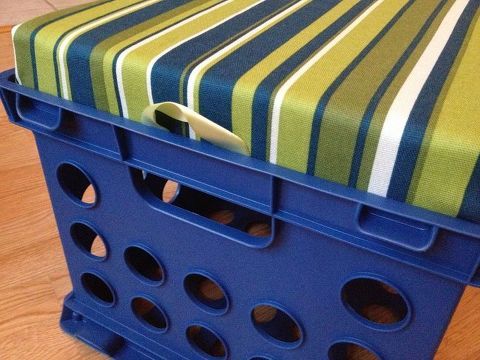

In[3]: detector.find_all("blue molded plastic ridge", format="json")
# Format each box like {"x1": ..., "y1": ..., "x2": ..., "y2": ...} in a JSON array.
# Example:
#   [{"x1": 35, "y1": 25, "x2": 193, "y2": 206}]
[{"x1": 1, "y1": 68, "x2": 479, "y2": 359}]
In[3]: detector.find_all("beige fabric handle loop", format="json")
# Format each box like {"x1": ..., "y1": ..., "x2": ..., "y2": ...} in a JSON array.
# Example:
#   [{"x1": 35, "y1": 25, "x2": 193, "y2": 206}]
[{"x1": 142, "y1": 102, "x2": 249, "y2": 155}]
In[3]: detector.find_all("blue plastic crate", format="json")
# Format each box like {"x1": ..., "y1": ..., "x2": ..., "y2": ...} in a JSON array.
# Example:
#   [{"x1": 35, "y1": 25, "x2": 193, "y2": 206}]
[{"x1": 1, "y1": 68, "x2": 480, "y2": 360}]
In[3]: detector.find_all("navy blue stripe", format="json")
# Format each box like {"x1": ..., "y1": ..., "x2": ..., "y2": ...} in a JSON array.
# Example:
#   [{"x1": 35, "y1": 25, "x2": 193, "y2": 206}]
[
  {"x1": 458, "y1": 155, "x2": 480, "y2": 223},
  {"x1": 387, "y1": 0, "x2": 479, "y2": 201},
  {"x1": 149, "y1": 0, "x2": 295, "y2": 106},
  {"x1": 29, "y1": 0, "x2": 113, "y2": 90},
  {"x1": 196, "y1": 0, "x2": 340, "y2": 132},
  {"x1": 348, "y1": 0, "x2": 448, "y2": 187},
  {"x1": 250, "y1": 0, "x2": 372, "y2": 160},
  {"x1": 306, "y1": 0, "x2": 415, "y2": 177},
  {"x1": 112, "y1": 0, "x2": 232, "y2": 118},
  {"x1": 53, "y1": 0, "x2": 146, "y2": 98},
  {"x1": 67, "y1": 0, "x2": 192, "y2": 107},
  {"x1": 181, "y1": 0, "x2": 298, "y2": 106}
]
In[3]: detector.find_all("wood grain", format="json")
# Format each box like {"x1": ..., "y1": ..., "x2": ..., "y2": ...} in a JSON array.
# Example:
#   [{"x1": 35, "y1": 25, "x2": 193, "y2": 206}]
[
  {"x1": 0, "y1": 0, "x2": 55, "y2": 26},
  {"x1": 0, "y1": 25, "x2": 479, "y2": 360}
]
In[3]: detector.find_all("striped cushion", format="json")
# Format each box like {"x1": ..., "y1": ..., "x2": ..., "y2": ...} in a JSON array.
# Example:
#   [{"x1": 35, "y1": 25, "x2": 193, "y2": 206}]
[{"x1": 12, "y1": 0, "x2": 480, "y2": 223}]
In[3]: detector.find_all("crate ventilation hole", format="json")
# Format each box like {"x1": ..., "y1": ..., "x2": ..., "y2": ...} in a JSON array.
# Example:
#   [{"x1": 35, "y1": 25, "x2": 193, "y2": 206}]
[
  {"x1": 81, "y1": 273, "x2": 115, "y2": 306},
  {"x1": 329, "y1": 342, "x2": 379, "y2": 360},
  {"x1": 184, "y1": 273, "x2": 229, "y2": 315},
  {"x1": 251, "y1": 304, "x2": 303, "y2": 348},
  {"x1": 186, "y1": 325, "x2": 227, "y2": 359},
  {"x1": 132, "y1": 297, "x2": 168, "y2": 332},
  {"x1": 342, "y1": 277, "x2": 409, "y2": 328},
  {"x1": 57, "y1": 163, "x2": 96, "y2": 206},
  {"x1": 124, "y1": 246, "x2": 165, "y2": 285},
  {"x1": 70, "y1": 222, "x2": 107, "y2": 259}
]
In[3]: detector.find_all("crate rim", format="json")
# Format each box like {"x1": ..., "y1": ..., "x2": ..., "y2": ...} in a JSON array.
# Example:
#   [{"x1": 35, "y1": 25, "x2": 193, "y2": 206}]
[{"x1": 1, "y1": 68, "x2": 479, "y2": 243}]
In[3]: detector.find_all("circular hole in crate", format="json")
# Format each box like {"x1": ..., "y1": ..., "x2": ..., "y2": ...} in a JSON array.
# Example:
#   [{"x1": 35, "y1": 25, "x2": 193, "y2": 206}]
[
  {"x1": 208, "y1": 209, "x2": 235, "y2": 225},
  {"x1": 57, "y1": 163, "x2": 97, "y2": 206},
  {"x1": 246, "y1": 222, "x2": 271, "y2": 237},
  {"x1": 70, "y1": 222, "x2": 107, "y2": 260},
  {"x1": 124, "y1": 246, "x2": 165, "y2": 285},
  {"x1": 251, "y1": 304, "x2": 302, "y2": 348},
  {"x1": 186, "y1": 325, "x2": 227, "y2": 359},
  {"x1": 328, "y1": 342, "x2": 380, "y2": 360},
  {"x1": 131, "y1": 297, "x2": 168, "y2": 332},
  {"x1": 81, "y1": 273, "x2": 115, "y2": 306},
  {"x1": 184, "y1": 273, "x2": 228, "y2": 315},
  {"x1": 341, "y1": 277, "x2": 409, "y2": 329}
]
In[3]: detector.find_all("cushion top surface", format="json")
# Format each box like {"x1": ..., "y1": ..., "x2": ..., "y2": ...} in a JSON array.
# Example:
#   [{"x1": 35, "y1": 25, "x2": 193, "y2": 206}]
[{"x1": 13, "y1": 0, "x2": 480, "y2": 223}]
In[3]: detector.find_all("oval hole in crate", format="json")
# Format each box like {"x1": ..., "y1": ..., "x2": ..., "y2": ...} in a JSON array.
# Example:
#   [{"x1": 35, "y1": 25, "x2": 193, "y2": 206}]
[
  {"x1": 249, "y1": 357, "x2": 273, "y2": 360},
  {"x1": 251, "y1": 304, "x2": 303, "y2": 348},
  {"x1": 132, "y1": 297, "x2": 168, "y2": 332},
  {"x1": 57, "y1": 163, "x2": 97, "y2": 206},
  {"x1": 70, "y1": 222, "x2": 107, "y2": 259},
  {"x1": 124, "y1": 246, "x2": 165, "y2": 285},
  {"x1": 341, "y1": 278, "x2": 409, "y2": 329},
  {"x1": 329, "y1": 342, "x2": 379, "y2": 360},
  {"x1": 184, "y1": 273, "x2": 228, "y2": 315},
  {"x1": 81, "y1": 273, "x2": 115, "y2": 306},
  {"x1": 186, "y1": 325, "x2": 227, "y2": 359}
]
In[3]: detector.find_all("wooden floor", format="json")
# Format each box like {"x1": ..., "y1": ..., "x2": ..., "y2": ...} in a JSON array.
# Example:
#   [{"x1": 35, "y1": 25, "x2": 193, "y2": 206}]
[
  {"x1": 0, "y1": 18, "x2": 479, "y2": 360},
  {"x1": 0, "y1": 0, "x2": 93, "y2": 26}
]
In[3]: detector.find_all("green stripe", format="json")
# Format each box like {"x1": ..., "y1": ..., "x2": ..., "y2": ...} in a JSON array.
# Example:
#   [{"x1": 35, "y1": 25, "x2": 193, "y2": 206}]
[
  {"x1": 409, "y1": 8, "x2": 480, "y2": 216},
  {"x1": 13, "y1": 0, "x2": 108, "y2": 88},
  {"x1": 231, "y1": 0, "x2": 361, "y2": 150},
  {"x1": 314, "y1": 0, "x2": 439, "y2": 185},
  {"x1": 91, "y1": 0, "x2": 216, "y2": 114},
  {"x1": 34, "y1": 0, "x2": 144, "y2": 96},
  {"x1": 356, "y1": 0, "x2": 456, "y2": 191},
  {"x1": 276, "y1": 0, "x2": 409, "y2": 173}
]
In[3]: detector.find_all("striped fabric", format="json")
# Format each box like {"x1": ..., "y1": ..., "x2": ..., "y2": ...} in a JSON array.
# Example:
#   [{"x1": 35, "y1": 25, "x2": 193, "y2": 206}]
[{"x1": 12, "y1": 0, "x2": 480, "y2": 223}]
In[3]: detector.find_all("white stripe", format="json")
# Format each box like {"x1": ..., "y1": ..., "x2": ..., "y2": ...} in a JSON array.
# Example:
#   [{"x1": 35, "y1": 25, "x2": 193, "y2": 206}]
[
  {"x1": 11, "y1": 24, "x2": 22, "y2": 85},
  {"x1": 117, "y1": 0, "x2": 236, "y2": 118},
  {"x1": 186, "y1": 0, "x2": 310, "y2": 110},
  {"x1": 268, "y1": 0, "x2": 385, "y2": 164},
  {"x1": 58, "y1": 0, "x2": 160, "y2": 99},
  {"x1": 367, "y1": 0, "x2": 470, "y2": 196},
  {"x1": 146, "y1": 0, "x2": 267, "y2": 107}
]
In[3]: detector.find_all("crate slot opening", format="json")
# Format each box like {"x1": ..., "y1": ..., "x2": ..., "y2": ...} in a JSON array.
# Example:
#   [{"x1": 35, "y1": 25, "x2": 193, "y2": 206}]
[
  {"x1": 81, "y1": 273, "x2": 115, "y2": 306},
  {"x1": 245, "y1": 221, "x2": 272, "y2": 237},
  {"x1": 134, "y1": 170, "x2": 272, "y2": 239},
  {"x1": 251, "y1": 304, "x2": 302, "y2": 348},
  {"x1": 70, "y1": 222, "x2": 107, "y2": 260},
  {"x1": 341, "y1": 277, "x2": 409, "y2": 329},
  {"x1": 184, "y1": 273, "x2": 229, "y2": 315},
  {"x1": 186, "y1": 325, "x2": 227, "y2": 359},
  {"x1": 57, "y1": 163, "x2": 97, "y2": 206},
  {"x1": 131, "y1": 297, "x2": 168, "y2": 332},
  {"x1": 328, "y1": 342, "x2": 379, "y2": 360},
  {"x1": 124, "y1": 246, "x2": 165, "y2": 285},
  {"x1": 208, "y1": 209, "x2": 235, "y2": 225}
]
